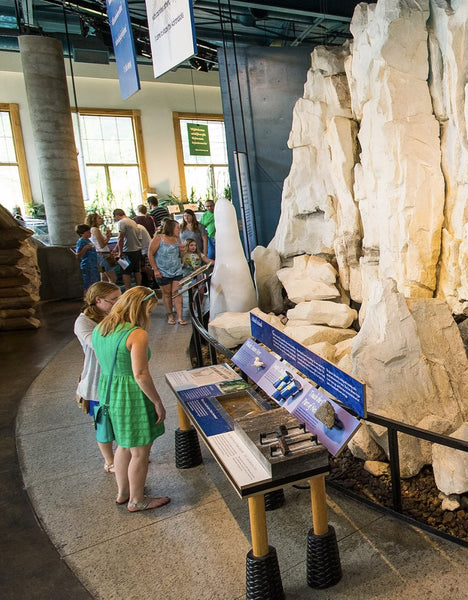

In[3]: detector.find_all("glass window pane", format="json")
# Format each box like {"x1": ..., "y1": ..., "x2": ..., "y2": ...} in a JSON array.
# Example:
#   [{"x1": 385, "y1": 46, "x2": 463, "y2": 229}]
[
  {"x1": 100, "y1": 117, "x2": 118, "y2": 141},
  {"x1": 0, "y1": 112, "x2": 17, "y2": 162},
  {"x1": 184, "y1": 165, "x2": 212, "y2": 202},
  {"x1": 0, "y1": 166, "x2": 23, "y2": 212},
  {"x1": 117, "y1": 140, "x2": 137, "y2": 162},
  {"x1": 108, "y1": 166, "x2": 141, "y2": 213},
  {"x1": 116, "y1": 117, "x2": 134, "y2": 140},
  {"x1": 85, "y1": 165, "x2": 108, "y2": 210},
  {"x1": 213, "y1": 166, "x2": 230, "y2": 198},
  {"x1": 180, "y1": 119, "x2": 228, "y2": 165}
]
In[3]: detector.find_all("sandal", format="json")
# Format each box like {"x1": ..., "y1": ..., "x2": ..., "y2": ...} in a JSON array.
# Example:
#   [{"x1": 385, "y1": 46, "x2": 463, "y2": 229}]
[
  {"x1": 116, "y1": 494, "x2": 130, "y2": 505},
  {"x1": 104, "y1": 463, "x2": 115, "y2": 474},
  {"x1": 167, "y1": 314, "x2": 176, "y2": 325},
  {"x1": 127, "y1": 496, "x2": 171, "y2": 512},
  {"x1": 178, "y1": 319, "x2": 188, "y2": 326}
]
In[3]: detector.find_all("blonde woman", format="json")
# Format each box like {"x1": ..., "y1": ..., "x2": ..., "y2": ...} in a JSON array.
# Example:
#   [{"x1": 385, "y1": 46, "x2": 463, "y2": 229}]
[
  {"x1": 92, "y1": 286, "x2": 169, "y2": 512},
  {"x1": 74, "y1": 281, "x2": 122, "y2": 472},
  {"x1": 86, "y1": 212, "x2": 117, "y2": 283}
]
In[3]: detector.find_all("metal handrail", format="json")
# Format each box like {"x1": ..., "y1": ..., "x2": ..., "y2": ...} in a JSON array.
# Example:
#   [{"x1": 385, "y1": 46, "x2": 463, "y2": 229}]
[{"x1": 187, "y1": 281, "x2": 468, "y2": 546}]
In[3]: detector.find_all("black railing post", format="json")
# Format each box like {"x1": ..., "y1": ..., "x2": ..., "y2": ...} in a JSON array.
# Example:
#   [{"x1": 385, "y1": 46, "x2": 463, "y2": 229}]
[
  {"x1": 188, "y1": 288, "x2": 204, "y2": 367},
  {"x1": 387, "y1": 427, "x2": 402, "y2": 513}
]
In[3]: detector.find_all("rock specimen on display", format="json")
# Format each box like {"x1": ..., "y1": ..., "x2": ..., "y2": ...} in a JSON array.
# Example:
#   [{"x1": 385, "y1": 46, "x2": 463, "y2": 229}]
[
  {"x1": 351, "y1": 279, "x2": 468, "y2": 477},
  {"x1": 251, "y1": 245, "x2": 283, "y2": 314},
  {"x1": 432, "y1": 423, "x2": 468, "y2": 496},
  {"x1": 209, "y1": 198, "x2": 257, "y2": 322},
  {"x1": 276, "y1": 255, "x2": 340, "y2": 303},
  {"x1": 251, "y1": 0, "x2": 468, "y2": 490}
]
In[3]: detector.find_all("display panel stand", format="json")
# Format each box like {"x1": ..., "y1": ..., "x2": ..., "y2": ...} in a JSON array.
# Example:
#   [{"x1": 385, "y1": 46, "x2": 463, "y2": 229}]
[
  {"x1": 174, "y1": 403, "x2": 202, "y2": 469},
  {"x1": 168, "y1": 363, "x2": 341, "y2": 598}
]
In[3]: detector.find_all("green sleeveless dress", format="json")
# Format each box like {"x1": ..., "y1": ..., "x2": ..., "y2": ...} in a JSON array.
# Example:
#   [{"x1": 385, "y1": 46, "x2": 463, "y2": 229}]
[{"x1": 92, "y1": 323, "x2": 165, "y2": 448}]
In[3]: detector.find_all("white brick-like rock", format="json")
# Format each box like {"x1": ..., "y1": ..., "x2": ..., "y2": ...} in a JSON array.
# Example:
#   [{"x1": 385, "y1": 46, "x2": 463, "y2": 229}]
[
  {"x1": 287, "y1": 300, "x2": 357, "y2": 328},
  {"x1": 432, "y1": 423, "x2": 468, "y2": 496},
  {"x1": 208, "y1": 311, "x2": 252, "y2": 349},
  {"x1": 284, "y1": 324, "x2": 356, "y2": 347},
  {"x1": 276, "y1": 255, "x2": 340, "y2": 303}
]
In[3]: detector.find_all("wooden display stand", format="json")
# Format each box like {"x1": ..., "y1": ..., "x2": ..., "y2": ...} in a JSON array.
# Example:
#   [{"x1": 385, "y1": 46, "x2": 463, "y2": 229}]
[{"x1": 166, "y1": 364, "x2": 341, "y2": 599}]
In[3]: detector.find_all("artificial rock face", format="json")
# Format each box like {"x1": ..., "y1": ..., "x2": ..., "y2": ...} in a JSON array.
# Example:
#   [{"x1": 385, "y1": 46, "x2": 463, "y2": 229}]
[
  {"x1": 271, "y1": 0, "x2": 451, "y2": 310},
  {"x1": 351, "y1": 279, "x2": 468, "y2": 477},
  {"x1": 257, "y1": 0, "x2": 468, "y2": 488}
]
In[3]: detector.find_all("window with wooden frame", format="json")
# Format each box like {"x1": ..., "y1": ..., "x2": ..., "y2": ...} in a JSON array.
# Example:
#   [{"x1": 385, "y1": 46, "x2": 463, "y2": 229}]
[
  {"x1": 0, "y1": 103, "x2": 32, "y2": 215},
  {"x1": 72, "y1": 108, "x2": 148, "y2": 217},
  {"x1": 173, "y1": 112, "x2": 229, "y2": 205}
]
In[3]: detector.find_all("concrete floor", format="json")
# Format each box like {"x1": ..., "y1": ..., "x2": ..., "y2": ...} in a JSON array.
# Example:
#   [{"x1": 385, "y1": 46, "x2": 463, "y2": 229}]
[{"x1": 2, "y1": 299, "x2": 468, "y2": 599}]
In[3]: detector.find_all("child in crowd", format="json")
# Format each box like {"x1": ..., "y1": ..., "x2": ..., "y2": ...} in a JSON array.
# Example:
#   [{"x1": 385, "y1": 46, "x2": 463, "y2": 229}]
[
  {"x1": 182, "y1": 238, "x2": 214, "y2": 275},
  {"x1": 181, "y1": 238, "x2": 214, "y2": 295},
  {"x1": 75, "y1": 224, "x2": 100, "y2": 294}
]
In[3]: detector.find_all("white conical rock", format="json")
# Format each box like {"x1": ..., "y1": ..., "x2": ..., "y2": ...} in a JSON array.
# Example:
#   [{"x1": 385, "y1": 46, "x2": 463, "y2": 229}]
[{"x1": 209, "y1": 198, "x2": 257, "y2": 320}]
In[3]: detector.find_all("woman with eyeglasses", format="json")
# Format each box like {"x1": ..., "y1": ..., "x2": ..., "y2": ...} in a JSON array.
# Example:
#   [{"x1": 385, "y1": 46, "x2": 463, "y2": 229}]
[
  {"x1": 74, "y1": 281, "x2": 122, "y2": 473},
  {"x1": 92, "y1": 286, "x2": 170, "y2": 512}
]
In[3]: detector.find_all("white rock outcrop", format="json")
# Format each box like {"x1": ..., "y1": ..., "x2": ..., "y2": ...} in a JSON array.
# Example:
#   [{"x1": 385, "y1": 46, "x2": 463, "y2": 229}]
[
  {"x1": 208, "y1": 311, "x2": 252, "y2": 349},
  {"x1": 283, "y1": 324, "x2": 356, "y2": 348},
  {"x1": 209, "y1": 198, "x2": 257, "y2": 320},
  {"x1": 287, "y1": 300, "x2": 357, "y2": 328},
  {"x1": 251, "y1": 245, "x2": 283, "y2": 314},
  {"x1": 276, "y1": 255, "x2": 340, "y2": 303},
  {"x1": 351, "y1": 279, "x2": 468, "y2": 476},
  {"x1": 432, "y1": 423, "x2": 468, "y2": 496}
]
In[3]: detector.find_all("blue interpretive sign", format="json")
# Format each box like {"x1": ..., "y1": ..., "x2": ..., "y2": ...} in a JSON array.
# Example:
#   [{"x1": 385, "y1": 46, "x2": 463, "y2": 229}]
[{"x1": 250, "y1": 313, "x2": 366, "y2": 418}]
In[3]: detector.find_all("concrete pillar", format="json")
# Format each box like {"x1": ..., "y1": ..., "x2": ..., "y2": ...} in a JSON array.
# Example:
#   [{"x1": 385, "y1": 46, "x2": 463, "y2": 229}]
[{"x1": 19, "y1": 35, "x2": 85, "y2": 246}]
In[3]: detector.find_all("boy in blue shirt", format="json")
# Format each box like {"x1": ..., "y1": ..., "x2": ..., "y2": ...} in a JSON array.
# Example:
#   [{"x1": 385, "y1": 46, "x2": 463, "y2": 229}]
[{"x1": 75, "y1": 224, "x2": 100, "y2": 293}]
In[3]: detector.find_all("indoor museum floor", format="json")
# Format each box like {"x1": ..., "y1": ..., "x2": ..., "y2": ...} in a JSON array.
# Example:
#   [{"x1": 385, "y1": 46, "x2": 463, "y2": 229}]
[{"x1": 1, "y1": 299, "x2": 467, "y2": 600}]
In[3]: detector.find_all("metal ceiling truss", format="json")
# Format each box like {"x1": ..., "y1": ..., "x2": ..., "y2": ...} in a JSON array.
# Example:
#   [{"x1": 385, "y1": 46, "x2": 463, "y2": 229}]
[{"x1": 2, "y1": 0, "x2": 359, "y2": 68}]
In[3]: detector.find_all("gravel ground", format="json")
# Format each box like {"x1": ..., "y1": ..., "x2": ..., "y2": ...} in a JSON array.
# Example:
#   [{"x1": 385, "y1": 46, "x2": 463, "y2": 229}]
[{"x1": 328, "y1": 450, "x2": 468, "y2": 543}]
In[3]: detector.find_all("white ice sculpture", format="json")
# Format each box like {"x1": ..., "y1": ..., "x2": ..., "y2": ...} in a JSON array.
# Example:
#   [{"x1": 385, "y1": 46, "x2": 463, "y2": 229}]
[{"x1": 209, "y1": 198, "x2": 257, "y2": 320}]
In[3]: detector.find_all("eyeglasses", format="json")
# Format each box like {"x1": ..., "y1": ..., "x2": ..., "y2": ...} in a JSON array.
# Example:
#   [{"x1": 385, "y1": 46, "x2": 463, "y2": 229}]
[
  {"x1": 101, "y1": 295, "x2": 120, "y2": 305},
  {"x1": 142, "y1": 290, "x2": 156, "y2": 302}
]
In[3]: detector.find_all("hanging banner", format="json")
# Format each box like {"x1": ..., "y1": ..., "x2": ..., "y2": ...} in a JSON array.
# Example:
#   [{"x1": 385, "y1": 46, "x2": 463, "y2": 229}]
[
  {"x1": 145, "y1": 0, "x2": 197, "y2": 78},
  {"x1": 106, "y1": 0, "x2": 141, "y2": 100},
  {"x1": 187, "y1": 123, "x2": 211, "y2": 156}
]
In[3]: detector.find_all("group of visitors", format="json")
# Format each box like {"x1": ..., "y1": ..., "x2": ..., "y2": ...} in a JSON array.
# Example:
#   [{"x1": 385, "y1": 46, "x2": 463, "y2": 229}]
[
  {"x1": 73, "y1": 199, "x2": 217, "y2": 509},
  {"x1": 75, "y1": 283, "x2": 170, "y2": 512},
  {"x1": 75, "y1": 197, "x2": 216, "y2": 321}
]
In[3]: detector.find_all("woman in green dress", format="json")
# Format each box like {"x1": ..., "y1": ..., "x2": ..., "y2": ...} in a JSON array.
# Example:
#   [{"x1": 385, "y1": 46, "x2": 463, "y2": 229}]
[{"x1": 92, "y1": 286, "x2": 170, "y2": 512}]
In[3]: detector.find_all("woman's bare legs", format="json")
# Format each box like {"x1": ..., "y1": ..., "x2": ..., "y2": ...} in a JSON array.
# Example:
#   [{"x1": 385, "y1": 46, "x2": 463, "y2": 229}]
[
  {"x1": 115, "y1": 446, "x2": 131, "y2": 500},
  {"x1": 127, "y1": 443, "x2": 152, "y2": 504},
  {"x1": 172, "y1": 280, "x2": 184, "y2": 323},
  {"x1": 159, "y1": 282, "x2": 174, "y2": 323},
  {"x1": 97, "y1": 441, "x2": 115, "y2": 471},
  {"x1": 102, "y1": 269, "x2": 117, "y2": 284}
]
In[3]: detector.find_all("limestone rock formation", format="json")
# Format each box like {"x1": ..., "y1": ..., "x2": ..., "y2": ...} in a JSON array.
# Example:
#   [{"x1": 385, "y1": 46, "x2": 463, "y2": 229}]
[
  {"x1": 432, "y1": 423, "x2": 468, "y2": 496},
  {"x1": 209, "y1": 198, "x2": 257, "y2": 320},
  {"x1": 251, "y1": 245, "x2": 283, "y2": 314},
  {"x1": 208, "y1": 311, "x2": 252, "y2": 349},
  {"x1": 351, "y1": 279, "x2": 468, "y2": 477},
  {"x1": 276, "y1": 255, "x2": 340, "y2": 303},
  {"x1": 287, "y1": 299, "x2": 357, "y2": 328}
]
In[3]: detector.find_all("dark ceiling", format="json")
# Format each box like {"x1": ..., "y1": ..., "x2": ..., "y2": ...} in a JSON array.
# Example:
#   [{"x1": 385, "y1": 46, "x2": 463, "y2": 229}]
[{"x1": 1, "y1": 1, "x2": 363, "y2": 70}]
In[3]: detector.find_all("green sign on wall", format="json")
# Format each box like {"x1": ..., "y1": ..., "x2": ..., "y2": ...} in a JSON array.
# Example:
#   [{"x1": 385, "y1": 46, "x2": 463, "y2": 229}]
[{"x1": 187, "y1": 123, "x2": 211, "y2": 156}]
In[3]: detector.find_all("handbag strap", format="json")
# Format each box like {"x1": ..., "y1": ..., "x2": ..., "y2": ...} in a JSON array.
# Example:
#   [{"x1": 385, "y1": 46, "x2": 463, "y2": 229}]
[{"x1": 103, "y1": 326, "x2": 137, "y2": 407}]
